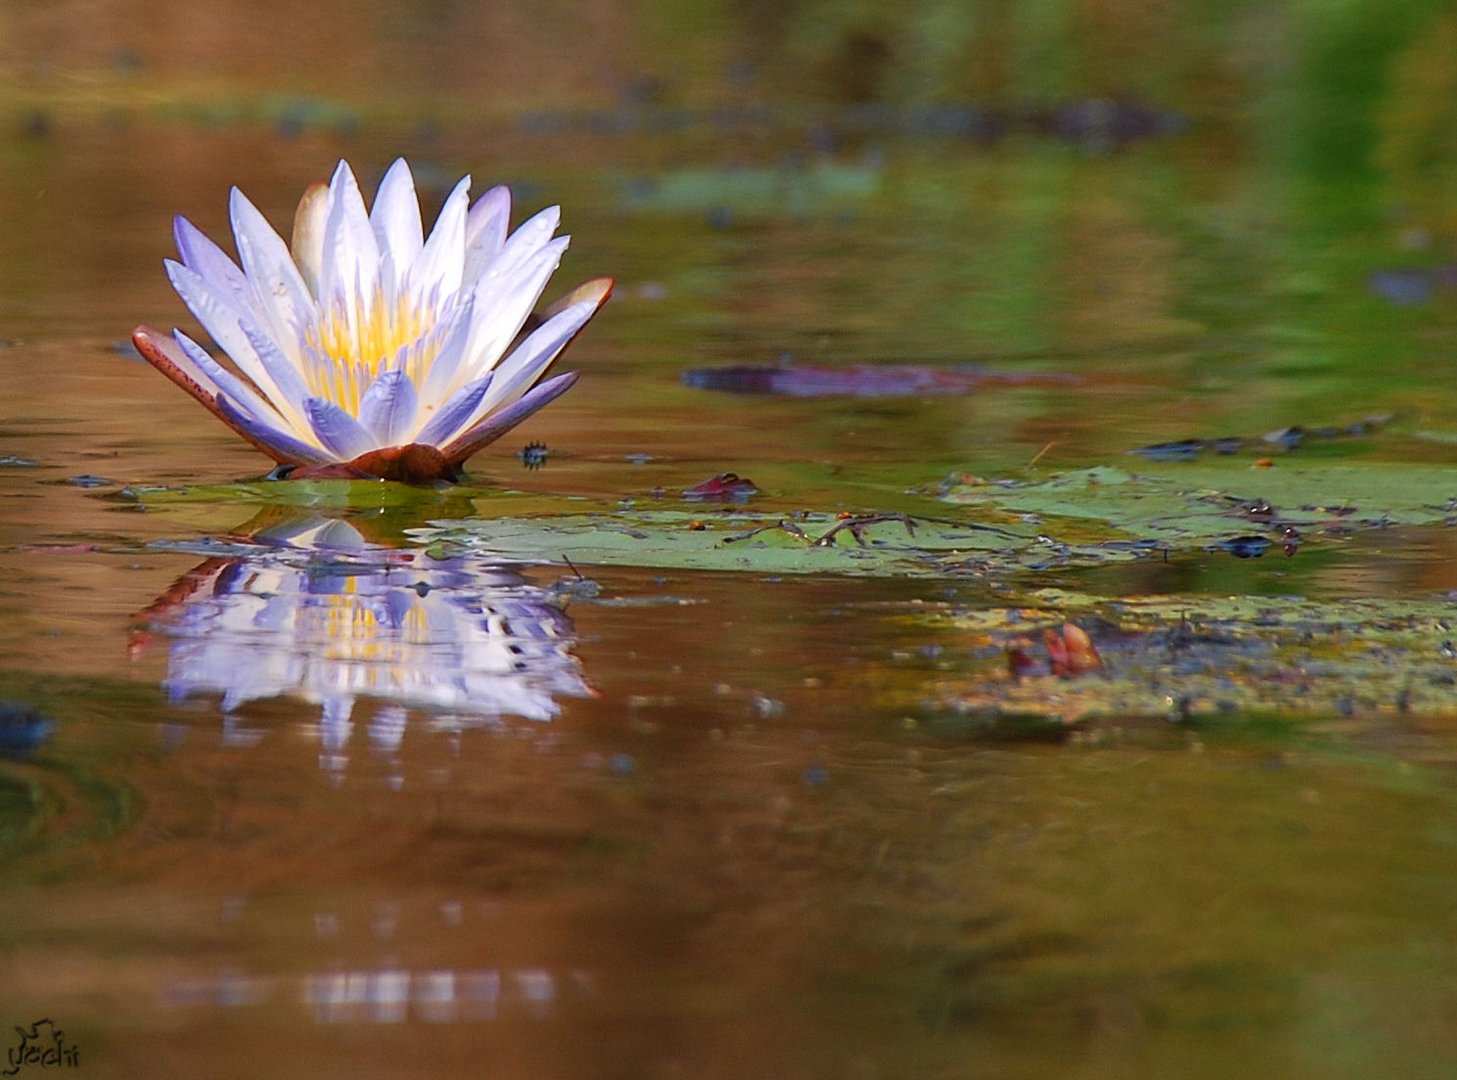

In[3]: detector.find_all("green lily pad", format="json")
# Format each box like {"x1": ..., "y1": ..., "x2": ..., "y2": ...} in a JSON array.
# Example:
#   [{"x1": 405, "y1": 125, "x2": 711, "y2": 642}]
[
  {"x1": 413, "y1": 510, "x2": 1034, "y2": 577},
  {"x1": 940, "y1": 462, "x2": 1457, "y2": 548},
  {"x1": 128, "y1": 460, "x2": 1457, "y2": 579},
  {"x1": 418, "y1": 461, "x2": 1457, "y2": 578}
]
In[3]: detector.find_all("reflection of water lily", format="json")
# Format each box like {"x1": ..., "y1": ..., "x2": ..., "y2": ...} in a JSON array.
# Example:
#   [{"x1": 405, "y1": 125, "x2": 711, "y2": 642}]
[
  {"x1": 133, "y1": 517, "x2": 592, "y2": 764},
  {"x1": 133, "y1": 159, "x2": 612, "y2": 482}
]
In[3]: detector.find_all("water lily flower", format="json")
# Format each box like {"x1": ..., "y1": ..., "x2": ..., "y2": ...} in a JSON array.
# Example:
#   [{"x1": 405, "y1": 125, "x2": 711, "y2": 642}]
[{"x1": 133, "y1": 159, "x2": 612, "y2": 482}]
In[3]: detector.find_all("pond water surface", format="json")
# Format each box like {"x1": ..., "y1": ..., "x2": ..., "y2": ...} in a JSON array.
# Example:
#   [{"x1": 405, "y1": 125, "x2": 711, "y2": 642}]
[{"x1": 7, "y1": 26, "x2": 1457, "y2": 1077}]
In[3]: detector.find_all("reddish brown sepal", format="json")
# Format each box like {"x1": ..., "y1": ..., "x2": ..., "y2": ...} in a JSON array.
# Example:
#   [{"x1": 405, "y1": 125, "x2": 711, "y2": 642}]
[
  {"x1": 291, "y1": 443, "x2": 462, "y2": 484},
  {"x1": 132, "y1": 324, "x2": 294, "y2": 464},
  {"x1": 512, "y1": 276, "x2": 617, "y2": 345}
]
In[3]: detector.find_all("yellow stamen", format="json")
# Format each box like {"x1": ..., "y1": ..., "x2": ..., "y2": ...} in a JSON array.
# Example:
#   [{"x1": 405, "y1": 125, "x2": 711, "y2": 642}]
[{"x1": 301, "y1": 285, "x2": 441, "y2": 414}]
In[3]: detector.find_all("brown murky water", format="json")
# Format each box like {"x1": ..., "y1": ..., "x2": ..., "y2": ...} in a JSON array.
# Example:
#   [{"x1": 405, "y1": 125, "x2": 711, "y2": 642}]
[{"x1": 8, "y1": 7, "x2": 1457, "y2": 1076}]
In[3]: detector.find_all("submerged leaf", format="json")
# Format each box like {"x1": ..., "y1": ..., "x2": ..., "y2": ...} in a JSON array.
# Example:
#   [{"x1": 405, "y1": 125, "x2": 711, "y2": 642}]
[
  {"x1": 683, "y1": 363, "x2": 1076, "y2": 398},
  {"x1": 913, "y1": 591, "x2": 1457, "y2": 726}
]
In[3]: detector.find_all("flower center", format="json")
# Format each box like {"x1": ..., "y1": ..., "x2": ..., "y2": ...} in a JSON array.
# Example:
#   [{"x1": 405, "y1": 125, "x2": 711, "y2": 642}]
[{"x1": 301, "y1": 286, "x2": 440, "y2": 414}]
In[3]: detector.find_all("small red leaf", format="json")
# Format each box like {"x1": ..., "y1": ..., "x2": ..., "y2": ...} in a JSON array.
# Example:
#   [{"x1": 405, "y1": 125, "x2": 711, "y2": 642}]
[
  {"x1": 683, "y1": 472, "x2": 757, "y2": 501},
  {"x1": 1045, "y1": 622, "x2": 1101, "y2": 676}
]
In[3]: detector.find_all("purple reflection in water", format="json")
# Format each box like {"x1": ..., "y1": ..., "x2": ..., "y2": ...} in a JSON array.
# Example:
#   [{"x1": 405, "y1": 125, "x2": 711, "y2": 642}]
[{"x1": 133, "y1": 516, "x2": 593, "y2": 762}]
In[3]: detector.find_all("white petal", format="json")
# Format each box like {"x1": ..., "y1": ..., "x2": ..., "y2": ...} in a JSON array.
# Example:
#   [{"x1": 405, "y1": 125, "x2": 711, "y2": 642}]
[
  {"x1": 406, "y1": 175, "x2": 470, "y2": 304},
  {"x1": 320, "y1": 161, "x2": 381, "y2": 307},
  {"x1": 463, "y1": 185, "x2": 511, "y2": 285},
  {"x1": 370, "y1": 158, "x2": 424, "y2": 285},
  {"x1": 416, "y1": 293, "x2": 479, "y2": 405},
  {"x1": 483, "y1": 205, "x2": 560, "y2": 285},
  {"x1": 167, "y1": 259, "x2": 299, "y2": 420},
  {"x1": 228, "y1": 187, "x2": 316, "y2": 355},
  {"x1": 461, "y1": 297, "x2": 598, "y2": 428},
  {"x1": 462, "y1": 237, "x2": 570, "y2": 373}
]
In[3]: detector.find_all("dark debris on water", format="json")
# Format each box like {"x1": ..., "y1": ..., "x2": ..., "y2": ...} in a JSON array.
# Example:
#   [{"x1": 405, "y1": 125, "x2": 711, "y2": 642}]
[
  {"x1": 1128, "y1": 415, "x2": 1391, "y2": 461},
  {"x1": 0, "y1": 701, "x2": 53, "y2": 758},
  {"x1": 1210, "y1": 535, "x2": 1273, "y2": 559},
  {"x1": 65, "y1": 474, "x2": 119, "y2": 488}
]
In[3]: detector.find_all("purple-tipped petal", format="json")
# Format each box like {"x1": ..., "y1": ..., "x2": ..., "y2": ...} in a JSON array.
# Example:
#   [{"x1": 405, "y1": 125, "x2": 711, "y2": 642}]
[
  {"x1": 174, "y1": 330, "x2": 279, "y2": 422},
  {"x1": 305, "y1": 396, "x2": 377, "y2": 460},
  {"x1": 443, "y1": 371, "x2": 580, "y2": 466},
  {"x1": 414, "y1": 373, "x2": 493, "y2": 447},
  {"x1": 216, "y1": 393, "x2": 333, "y2": 464},
  {"x1": 464, "y1": 297, "x2": 600, "y2": 428},
  {"x1": 166, "y1": 258, "x2": 256, "y2": 360},
  {"x1": 166, "y1": 259, "x2": 306, "y2": 416},
  {"x1": 174, "y1": 216, "x2": 261, "y2": 320},
  {"x1": 357, "y1": 369, "x2": 420, "y2": 446}
]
